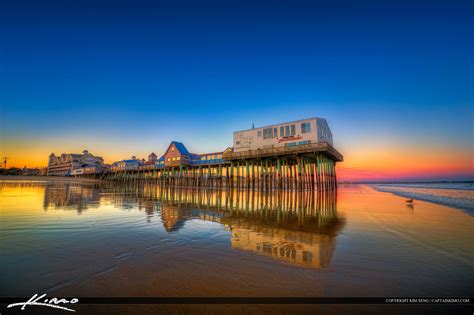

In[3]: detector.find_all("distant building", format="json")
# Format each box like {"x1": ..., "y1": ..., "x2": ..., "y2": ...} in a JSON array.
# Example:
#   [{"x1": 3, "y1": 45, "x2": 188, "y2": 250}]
[
  {"x1": 47, "y1": 150, "x2": 104, "y2": 176},
  {"x1": 110, "y1": 156, "x2": 143, "y2": 172},
  {"x1": 39, "y1": 167, "x2": 48, "y2": 176},
  {"x1": 232, "y1": 117, "x2": 333, "y2": 153},
  {"x1": 21, "y1": 167, "x2": 41, "y2": 176},
  {"x1": 139, "y1": 153, "x2": 159, "y2": 171},
  {"x1": 148, "y1": 152, "x2": 157, "y2": 163}
]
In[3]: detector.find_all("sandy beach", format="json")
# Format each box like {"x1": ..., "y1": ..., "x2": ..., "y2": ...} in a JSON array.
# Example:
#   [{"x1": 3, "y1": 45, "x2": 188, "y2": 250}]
[{"x1": 1, "y1": 180, "x2": 472, "y2": 297}]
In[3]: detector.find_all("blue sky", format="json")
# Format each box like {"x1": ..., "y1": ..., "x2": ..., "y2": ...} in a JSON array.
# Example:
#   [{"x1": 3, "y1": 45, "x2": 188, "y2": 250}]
[{"x1": 1, "y1": 0, "x2": 473, "y2": 180}]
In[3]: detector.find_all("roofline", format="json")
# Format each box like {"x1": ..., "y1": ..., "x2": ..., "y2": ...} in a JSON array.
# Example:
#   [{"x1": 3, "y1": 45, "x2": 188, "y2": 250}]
[
  {"x1": 233, "y1": 117, "x2": 324, "y2": 134},
  {"x1": 192, "y1": 151, "x2": 224, "y2": 156}
]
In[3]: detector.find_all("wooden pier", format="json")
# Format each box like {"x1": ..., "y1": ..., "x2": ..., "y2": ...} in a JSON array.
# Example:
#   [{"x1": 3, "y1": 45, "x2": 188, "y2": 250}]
[{"x1": 80, "y1": 142, "x2": 343, "y2": 191}]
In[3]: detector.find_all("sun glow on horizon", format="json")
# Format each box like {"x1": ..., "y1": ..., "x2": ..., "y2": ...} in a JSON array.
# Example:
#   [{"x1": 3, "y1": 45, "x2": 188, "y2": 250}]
[{"x1": 2, "y1": 136, "x2": 473, "y2": 182}]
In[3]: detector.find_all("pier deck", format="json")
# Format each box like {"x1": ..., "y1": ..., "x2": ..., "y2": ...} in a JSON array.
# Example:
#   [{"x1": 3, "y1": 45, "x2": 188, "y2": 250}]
[{"x1": 224, "y1": 142, "x2": 343, "y2": 162}]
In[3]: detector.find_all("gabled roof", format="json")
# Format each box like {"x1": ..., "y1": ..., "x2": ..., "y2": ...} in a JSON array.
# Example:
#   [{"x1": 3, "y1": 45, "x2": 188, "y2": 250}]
[{"x1": 171, "y1": 141, "x2": 190, "y2": 155}]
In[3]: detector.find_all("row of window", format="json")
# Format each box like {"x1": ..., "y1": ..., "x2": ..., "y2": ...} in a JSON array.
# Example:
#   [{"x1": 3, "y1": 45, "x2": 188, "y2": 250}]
[
  {"x1": 286, "y1": 140, "x2": 311, "y2": 147},
  {"x1": 165, "y1": 154, "x2": 223, "y2": 163},
  {"x1": 258, "y1": 122, "x2": 312, "y2": 139},
  {"x1": 200, "y1": 154, "x2": 222, "y2": 160}
]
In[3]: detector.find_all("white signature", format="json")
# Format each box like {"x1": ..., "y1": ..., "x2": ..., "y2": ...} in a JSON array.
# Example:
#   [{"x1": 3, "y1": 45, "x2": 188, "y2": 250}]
[{"x1": 7, "y1": 293, "x2": 79, "y2": 312}]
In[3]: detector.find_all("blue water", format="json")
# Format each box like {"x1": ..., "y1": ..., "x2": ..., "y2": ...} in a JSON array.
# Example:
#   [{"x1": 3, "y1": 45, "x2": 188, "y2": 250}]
[{"x1": 370, "y1": 183, "x2": 474, "y2": 215}]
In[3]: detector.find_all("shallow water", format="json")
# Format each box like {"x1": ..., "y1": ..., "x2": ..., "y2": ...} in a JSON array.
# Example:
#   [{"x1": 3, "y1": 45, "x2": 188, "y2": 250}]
[
  {"x1": 370, "y1": 182, "x2": 474, "y2": 214},
  {"x1": 0, "y1": 180, "x2": 473, "y2": 300}
]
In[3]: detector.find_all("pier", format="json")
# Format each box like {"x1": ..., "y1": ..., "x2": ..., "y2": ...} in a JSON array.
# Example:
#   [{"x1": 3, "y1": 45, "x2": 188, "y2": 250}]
[
  {"x1": 82, "y1": 142, "x2": 342, "y2": 191},
  {"x1": 64, "y1": 118, "x2": 344, "y2": 191}
]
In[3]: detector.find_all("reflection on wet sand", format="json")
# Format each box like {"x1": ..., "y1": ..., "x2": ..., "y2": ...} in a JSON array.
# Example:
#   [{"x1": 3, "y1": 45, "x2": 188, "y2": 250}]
[
  {"x1": 3, "y1": 181, "x2": 471, "y2": 303},
  {"x1": 39, "y1": 181, "x2": 343, "y2": 268},
  {"x1": 43, "y1": 182, "x2": 101, "y2": 213}
]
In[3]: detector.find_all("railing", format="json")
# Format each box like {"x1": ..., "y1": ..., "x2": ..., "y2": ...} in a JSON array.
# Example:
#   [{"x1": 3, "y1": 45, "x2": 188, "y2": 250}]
[{"x1": 223, "y1": 142, "x2": 343, "y2": 161}]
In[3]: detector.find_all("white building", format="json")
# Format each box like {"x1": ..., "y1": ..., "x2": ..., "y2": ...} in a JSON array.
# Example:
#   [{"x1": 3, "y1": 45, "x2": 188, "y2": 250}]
[
  {"x1": 233, "y1": 117, "x2": 333, "y2": 153},
  {"x1": 47, "y1": 150, "x2": 104, "y2": 176}
]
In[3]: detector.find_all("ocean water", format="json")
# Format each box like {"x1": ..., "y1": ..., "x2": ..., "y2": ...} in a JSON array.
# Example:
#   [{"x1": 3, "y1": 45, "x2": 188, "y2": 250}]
[
  {"x1": 0, "y1": 180, "x2": 473, "y2": 313},
  {"x1": 370, "y1": 182, "x2": 474, "y2": 215}
]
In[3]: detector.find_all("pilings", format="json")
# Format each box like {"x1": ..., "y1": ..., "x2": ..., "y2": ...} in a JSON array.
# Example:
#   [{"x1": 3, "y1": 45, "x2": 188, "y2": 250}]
[{"x1": 88, "y1": 153, "x2": 338, "y2": 191}]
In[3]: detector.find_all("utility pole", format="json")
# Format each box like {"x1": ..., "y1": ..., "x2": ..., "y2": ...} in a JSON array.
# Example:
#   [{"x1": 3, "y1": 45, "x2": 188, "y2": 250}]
[{"x1": 2, "y1": 157, "x2": 9, "y2": 175}]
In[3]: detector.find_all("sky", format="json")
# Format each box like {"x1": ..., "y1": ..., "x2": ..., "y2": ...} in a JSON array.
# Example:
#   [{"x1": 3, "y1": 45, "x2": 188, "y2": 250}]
[{"x1": 1, "y1": 0, "x2": 473, "y2": 181}]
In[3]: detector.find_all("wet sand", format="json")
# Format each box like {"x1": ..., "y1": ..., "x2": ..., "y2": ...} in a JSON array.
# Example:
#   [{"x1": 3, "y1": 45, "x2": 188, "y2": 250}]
[
  {"x1": 0, "y1": 175, "x2": 103, "y2": 183},
  {"x1": 0, "y1": 181, "x2": 472, "y2": 314}
]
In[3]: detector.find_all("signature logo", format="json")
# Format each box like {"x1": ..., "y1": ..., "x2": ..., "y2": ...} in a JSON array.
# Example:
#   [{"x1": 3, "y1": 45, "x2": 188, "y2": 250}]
[{"x1": 7, "y1": 293, "x2": 79, "y2": 312}]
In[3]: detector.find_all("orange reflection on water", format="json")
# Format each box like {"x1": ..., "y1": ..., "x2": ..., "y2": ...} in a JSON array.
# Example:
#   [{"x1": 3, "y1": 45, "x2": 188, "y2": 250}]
[{"x1": 1, "y1": 180, "x2": 473, "y2": 299}]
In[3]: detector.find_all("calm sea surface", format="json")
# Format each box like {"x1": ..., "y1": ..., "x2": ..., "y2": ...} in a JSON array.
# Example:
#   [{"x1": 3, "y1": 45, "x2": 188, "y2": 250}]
[{"x1": 1, "y1": 180, "x2": 473, "y2": 300}]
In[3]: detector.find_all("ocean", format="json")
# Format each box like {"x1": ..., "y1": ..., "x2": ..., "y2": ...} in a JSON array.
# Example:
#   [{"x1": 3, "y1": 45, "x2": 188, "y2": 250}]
[{"x1": 370, "y1": 182, "x2": 474, "y2": 215}]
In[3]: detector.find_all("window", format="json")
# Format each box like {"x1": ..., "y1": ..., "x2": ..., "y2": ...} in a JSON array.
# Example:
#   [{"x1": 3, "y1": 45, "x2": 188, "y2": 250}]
[
  {"x1": 301, "y1": 122, "x2": 311, "y2": 134},
  {"x1": 280, "y1": 126, "x2": 284, "y2": 137},
  {"x1": 273, "y1": 128, "x2": 277, "y2": 137},
  {"x1": 291, "y1": 124, "x2": 295, "y2": 136},
  {"x1": 285, "y1": 125, "x2": 290, "y2": 137},
  {"x1": 263, "y1": 128, "x2": 273, "y2": 139},
  {"x1": 257, "y1": 131, "x2": 262, "y2": 137}
]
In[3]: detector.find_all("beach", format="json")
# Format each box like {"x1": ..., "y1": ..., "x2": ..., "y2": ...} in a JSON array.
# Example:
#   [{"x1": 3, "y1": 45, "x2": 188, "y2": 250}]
[
  {"x1": 0, "y1": 175, "x2": 103, "y2": 183},
  {"x1": 0, "y1": 180, "x2": 472, "y2": 313}
]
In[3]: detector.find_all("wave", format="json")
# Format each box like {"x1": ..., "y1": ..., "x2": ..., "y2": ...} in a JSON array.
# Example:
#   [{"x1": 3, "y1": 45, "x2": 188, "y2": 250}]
[{"x1": 370, "y1": 183, "x2": 474, "y2": 216}]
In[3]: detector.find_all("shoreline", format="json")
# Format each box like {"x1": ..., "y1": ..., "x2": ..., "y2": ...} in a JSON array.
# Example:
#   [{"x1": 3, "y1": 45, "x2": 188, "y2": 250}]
[
  {"x1": 0, "y1": 175, "x2": 104, "y2": 183},
  {"x1": 369, "y1": 184, "x2": 473, "y2": 216}
]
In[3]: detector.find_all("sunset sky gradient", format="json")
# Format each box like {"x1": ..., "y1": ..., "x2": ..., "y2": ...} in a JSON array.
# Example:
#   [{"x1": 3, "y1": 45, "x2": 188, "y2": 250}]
[{"x1": 1, "y1": 0, "x2": 473, "y2": 181}]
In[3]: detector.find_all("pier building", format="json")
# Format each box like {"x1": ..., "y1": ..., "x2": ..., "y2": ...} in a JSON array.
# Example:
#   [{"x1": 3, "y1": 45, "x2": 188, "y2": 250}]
[
  {"x1": 232, "y1": 117, "x2": 333, "y2": 152},
  {"x1": 71, "y1": 117, "x2": 343, "y2": 191}
]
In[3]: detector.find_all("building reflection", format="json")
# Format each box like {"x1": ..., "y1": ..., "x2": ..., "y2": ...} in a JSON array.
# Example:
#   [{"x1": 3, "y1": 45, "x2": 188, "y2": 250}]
[
  {"x1": 146, "y1": 186, "x2": 342, "y2": 268},
  {"x1": 38, "y1": 181, "x2": 344, "y2": 268},
  {"x1": 42, "y1": 182, "x2": 101, "y2": 213}
]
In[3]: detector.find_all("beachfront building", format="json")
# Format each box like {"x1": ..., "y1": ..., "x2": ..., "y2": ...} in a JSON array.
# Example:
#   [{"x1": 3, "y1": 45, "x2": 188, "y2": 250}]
[
  {"x1": 110, "y1": 156, "x2": 143, "y2": 172},
  {"x1": 71, "y1": 164, "x2": 104, "y2": 176},
  {"x1": 139, "y1": 153, "x2": 159, "y2": 171},
  {"x1": 157, "y1": 141, "x2": 226, "y2": 168},
  {"x1": 81, "y1": 117, "x2": 342, "y2": 190},
  {"x1": 232, "y1": 117, "x2": 333, "y2": 153},
  {"x1": 47, "y1": 150, "x2": 104, "y2": 176},
  {"x1": 161, "y1": 141, "x2": 194, "y2": 167}
]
